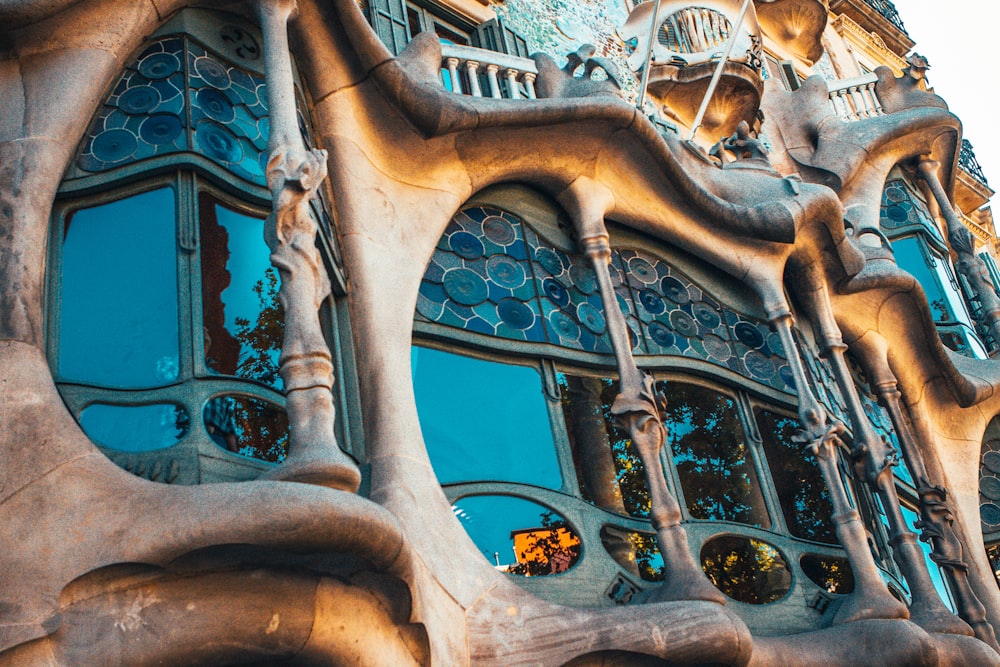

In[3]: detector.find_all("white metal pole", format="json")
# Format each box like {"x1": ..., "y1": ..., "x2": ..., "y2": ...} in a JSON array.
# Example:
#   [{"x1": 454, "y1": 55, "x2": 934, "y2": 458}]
[
  {"x1": 636, "y1": 0, "x2": 664, "y2": 111},
  {"x1": 686, "y1": 0, "x2": 754, "y2": 141}
]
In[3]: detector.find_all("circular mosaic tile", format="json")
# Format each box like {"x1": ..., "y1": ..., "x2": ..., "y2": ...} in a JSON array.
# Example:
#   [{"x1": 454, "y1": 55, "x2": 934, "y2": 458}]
[
  {"x1": 536, "y1": 247, "x2": 566, "y2": 276},
  {"x1": 692, "y1": 301, "x2": 721, "y2": 329},
  {"x1": 497, "y1": 298, "x2": 534, "y2": 330},
  {"x1": 744, "y1": 350, "x2": 776, "y2": 379},
  {"x1": 483, "y1": 215, "x2": 516, "y2": 245},
  {"x1": 984, "y1": 451, "x2": 1000, "y2": 475},
  {"x1": 887, "y1": 205, "x2": 909, "y2": 223},
  {"x1": 139, "y1": 113, "x2": 182, "y2": 145},
  {"x1": 549, "y1": 310, "x2": 580, "y2": 341},
  {"x1": 138, "y1": 52, "x2": 181, "y2": 79},
  {"x1": 119, "y1": 85, "x2": 161, "y2": 114},
  {"x1": 486, "y1": 254, "x2": 526, "y2": 289},
  {"x1": 194, "y1": 56, "x2": 231, "y2": 88},
  {"x1": 648, "y1": 321, "x2": 675, "y2": 347},
  {"x1": 982, "y1": 503, "x2": 1000, "y2": 526},
  {"x1": 628, "y1": 256, "x2": 657, "y2": 284},
  {"x1": 703, "y1": 334, "x2": 730, "y2": 360},
  {"x1": 669, "y1": 310, "x2": 699, "y2": 338},
  {"x1": 196, "y1": 121, "x2": 243, "y2": 163},
  {"x1": 543, "y1": 278, "x2": 570, "y2": 308},
  {"x1": 91, "y1": 129, "x2": 138, "y2": 163},
  {"x1": 197, "y1": 88, "x2": 236, "y2": 123},
  {"x1": 734, "y1": 321, "x2": 765, "y2": 349},
  {"x1": 449, "y1": 231, "x2": 485, "y2": 260},
  {"x1": 661, "y1": 276, "x2": 690, "y2": 304},
  {"x1": 885, "y1": 186, "x2": 906, "y2": 203},
  {"x1": 981, "y1": 476, "x2": 1000, "y2": 501},
  {"x1": 443, "y1": 268, "x2": 489, "y2": 306},
  {"x1": 577, "y1": 302, "x2": 606, "y2": 335},
  {"x1": 639, "y1": 289, "x2": 665, "y2": 315}
]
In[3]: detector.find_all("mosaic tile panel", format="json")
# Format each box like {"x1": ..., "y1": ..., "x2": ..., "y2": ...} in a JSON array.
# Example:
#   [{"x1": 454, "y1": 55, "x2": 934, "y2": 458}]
[
  {"x1": 980, "y1": 439, "x2": 1000, "y2": 534},
  {"x1": 417, "y1": 205, "x2": 794, "y2": 393},
  {"x1": 490, "y1": 0, "x2": 639, "y2": 101},
  {"x1": 880, "y1": 179, "x2": 943, "y2": 241},
  {"x1": 78, "y1": 36, "x2": 269, "y2": 187}
]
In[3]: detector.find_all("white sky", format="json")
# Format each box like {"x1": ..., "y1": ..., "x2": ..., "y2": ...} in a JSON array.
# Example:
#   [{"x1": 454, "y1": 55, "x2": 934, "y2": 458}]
[{"x1": 896, "y1": 1, "x2": 1000, "y2": 199}]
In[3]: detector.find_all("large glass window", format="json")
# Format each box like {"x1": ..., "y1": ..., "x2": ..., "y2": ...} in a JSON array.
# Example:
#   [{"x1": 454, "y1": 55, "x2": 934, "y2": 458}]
[{"x1": 50, "y1": 13, "x2": 349, "y2": 483}]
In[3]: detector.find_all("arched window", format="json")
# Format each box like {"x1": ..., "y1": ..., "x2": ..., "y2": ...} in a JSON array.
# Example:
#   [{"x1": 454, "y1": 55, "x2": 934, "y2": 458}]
[
  {"x1": 411, "y1": 186, "x2": 905, "y2": 624},
  {"x1": 47, "y1": 11, "x2": 351, "y2": 484}
]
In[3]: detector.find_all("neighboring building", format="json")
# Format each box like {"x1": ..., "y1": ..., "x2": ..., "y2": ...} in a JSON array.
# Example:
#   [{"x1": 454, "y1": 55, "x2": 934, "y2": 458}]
[{"x1": 4, "y1": 0, "x2": 1000, "y2": 664}]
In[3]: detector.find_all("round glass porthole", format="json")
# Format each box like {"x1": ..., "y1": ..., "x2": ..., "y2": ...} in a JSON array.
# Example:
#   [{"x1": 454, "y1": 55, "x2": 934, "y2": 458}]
[{"x1": 700, "y1": 535, "x2": 792, "y2": 604}]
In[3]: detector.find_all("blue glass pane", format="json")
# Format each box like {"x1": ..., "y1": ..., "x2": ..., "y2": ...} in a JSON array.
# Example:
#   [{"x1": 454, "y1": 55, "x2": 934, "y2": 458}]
[
  {"x1": 453, "y1": 495, "x2": 580, "y2": 575},
  {"x1": 412, "y1": 346, "x2": 562, "y2": 489},
  {"x1": 891, "y1": 236, "x2": 950, "y2": 323},
  {"x1": 59, "y1": 188, "x2": 179, "y2": 388},
  {"x1": 80, "y1": 403, "x2": 189, "y2": 451},
  {"x1": 200, "y1": 197, "x2": 283, "y2": 389}
]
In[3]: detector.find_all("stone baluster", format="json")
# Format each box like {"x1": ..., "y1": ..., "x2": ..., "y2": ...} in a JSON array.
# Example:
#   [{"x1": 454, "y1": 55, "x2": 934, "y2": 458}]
[
  {"x1": 918, "y1": 158, "x2": 1000, "y2": 348},
  {"x1": 524, "y1": 72, "x2": 537, "y2": 99},
  {"x1": 865, "y1": 81, "x2": 884, "y2": 116},
  {"x1": 803, "y1": 278, "x2": 964, "y2": 632},
  {"x1": 870, "y1": 375, "x2": 995, "y2": 645},
  {"x1": 769, "y1": 311, "x2": 908, "y2": 624},
  {"x1": 505, "y1": 68, "x2": 521, "y2": 99},
  {"x1": 849, "y1": 85, "x2": 868, "y2": 119},
  {"x1": 255, "y1": 0, "x2": 360, "y2": 492},
  {"x1": 445, "y1": 57, "x2": 463, "y2": 94},
  {"x1": 485, "y1": 64, "x2": 502, "y2": 99},
  {"x1": 464, "y1": 60, "x2": 482, "y2": 97}
]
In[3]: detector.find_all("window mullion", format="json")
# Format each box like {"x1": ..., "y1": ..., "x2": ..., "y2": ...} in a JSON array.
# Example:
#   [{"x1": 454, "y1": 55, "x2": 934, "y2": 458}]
[
  {"x1": 741, "y1": 392, "x2": 787, "y2": 534},
  {"x1": 177, "y1": 171, "x2": 200, "y2": 384},
  {"x1": 541, "y1": 358, "x2": 581, "y2": 498}
]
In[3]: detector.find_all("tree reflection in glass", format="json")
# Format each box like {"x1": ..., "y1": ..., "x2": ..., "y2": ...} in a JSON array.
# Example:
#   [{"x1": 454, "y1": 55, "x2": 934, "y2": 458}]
[
  {"x1": 202, "y1": 395, "x2": 288, "y2": 463},
  {"x1": 60, "y1": 188, "x2": 179, "y2": 388},
  {"x1": 412, "y1": 347, "x2": 562, "y2": 488},
  {"x1": 559, "y1": 374, "x2": 650, "y2": 518},
  {"x1": 756, "y1": 408, "x2": 837, "y2": 543},
  {"x1": 664, "y1": 383, "x2": 769, "y2": 527},
  {"x1": 452, "y1": 495, "x2": 580, "y2": 575},
  {"x1": 601, "y1": 526, "x2": 665, "y2": 581},
  {"x1": 200, "y1": 195, "x2": 283, "y2": 390},
  {"x1": 700, "y1": 535, "x2": 792, "y2": 604}
]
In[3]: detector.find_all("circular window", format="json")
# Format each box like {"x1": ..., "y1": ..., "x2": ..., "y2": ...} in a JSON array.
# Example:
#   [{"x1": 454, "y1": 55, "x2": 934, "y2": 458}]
[{"x1": 700, "y1": 535, "x2": 792, "y2": 604}]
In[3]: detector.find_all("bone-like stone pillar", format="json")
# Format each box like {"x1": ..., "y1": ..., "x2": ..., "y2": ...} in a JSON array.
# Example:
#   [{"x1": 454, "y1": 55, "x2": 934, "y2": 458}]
[
  {"x1": 770, "y1": 312, "x2": 908, "y2": 625},
  {"x1": 917, "y1": 158, "x2": 1000, "y2": 349},
  {"x1": 256, "y1": 0, "x2": 360, "y2": 492},
  {"x1": 804, "y1": 278, "x2": 968, "y2": 635},
  {"x1": 559, "y1": 178, "x2": 723, "y2": 603}
]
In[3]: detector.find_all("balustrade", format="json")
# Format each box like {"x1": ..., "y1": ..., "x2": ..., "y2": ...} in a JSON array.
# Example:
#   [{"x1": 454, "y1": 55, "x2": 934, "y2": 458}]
[
  {"x1": 827, "y1": 72, "x2": 884, "y2": 121},
  {"x1": 440, "y1": 43, "x2": 537, "y2": 100}
]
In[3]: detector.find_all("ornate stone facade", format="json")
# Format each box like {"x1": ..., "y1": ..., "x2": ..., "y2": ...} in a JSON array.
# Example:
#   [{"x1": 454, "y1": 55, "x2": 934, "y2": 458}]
[{"x1": 3, "y1": 0, "x2": 1000, "y2": 664}]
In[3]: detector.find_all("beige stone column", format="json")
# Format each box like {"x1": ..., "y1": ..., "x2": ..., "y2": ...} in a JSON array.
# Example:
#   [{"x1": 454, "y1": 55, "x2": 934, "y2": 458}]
[{"x1": 256, "y1": 0, "x2": 360, "y2": 492}]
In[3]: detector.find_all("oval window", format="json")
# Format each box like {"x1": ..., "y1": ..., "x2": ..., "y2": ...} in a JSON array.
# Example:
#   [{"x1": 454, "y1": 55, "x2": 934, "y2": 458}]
[
  {"x1": 452, "y1": 496, "x2": 581, "y2": 576},
  {"x1": 700, "y1": 535, "x2": 792, "y2": 604},
  {"x1": 80, "y1": 403, "x2": 189, "y2": 451},
  {"x1": 800, "y1": 554, "x2": 855, "y2": 594}
]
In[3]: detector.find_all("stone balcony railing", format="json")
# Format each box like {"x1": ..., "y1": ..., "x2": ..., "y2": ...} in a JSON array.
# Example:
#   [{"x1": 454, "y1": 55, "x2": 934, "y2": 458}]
[
  {"x1": 827, "y1": 72, "x2": 884, "y2": 121},
  {"x1": 439, "y1": 43, "x2": 538, "y2": 99}
]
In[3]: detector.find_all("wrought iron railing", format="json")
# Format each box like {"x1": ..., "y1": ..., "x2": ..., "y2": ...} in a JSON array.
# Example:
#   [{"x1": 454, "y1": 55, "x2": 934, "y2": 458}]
[
  {"x1": 863, "y1": 0, "x2": 907, "y2": 35},
  {"x1": 827, "y1": 72, "x2": 884, "y2": 121},
  {"x1": 960, "y1": 138, "x2": 990, "y2": 187}
]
